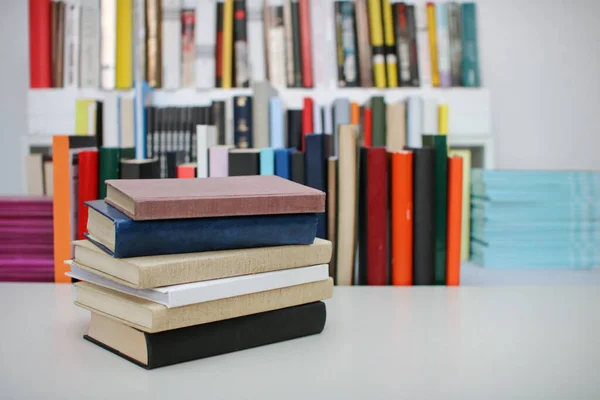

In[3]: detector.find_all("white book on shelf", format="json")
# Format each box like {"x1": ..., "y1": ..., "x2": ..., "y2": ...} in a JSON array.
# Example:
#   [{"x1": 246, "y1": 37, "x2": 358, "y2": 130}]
[
  {"x1": 436, "y1": 3, "x2": 451, "y2": 87},
  {"x1": 323, "y1": 103, "x2": 333, "y2": 135},
  {"x1": 406, "y1": 96, "x2": 423, "y2": 148},
  {"x1": 415, "y1": 2, "x2": 431, "y2": 87},
  {"x1": 120, "y1": 97, "x2": 135, "y2": 148},
  {"x1": 133, "y1": 0, "x2": 146, "y2": 81},
  {"x1": 311, "y1": 0, "x2": 336, "y2": 89},
  {"x1": 247, "y1": 0, "x2": 266, "y2": 82},
  {"x1": 80, "y1": 0, "x2": 100, "y2": 87},
  {"x1": 162, "y1": 0, "x2": 182, "y2": 89},
  {"x1": 422, "y1": 98, "x2": 438, "y2": 134},
  {"x1": 196, "y1": 125, "x2": 217, "y2": 178},
  {"x1": 266, "y1": 2, "x2": 287, "y2": 88},
  {"x1": 102, "y1": 93, "x2": 121, "y2": 147},
  {"x1": 195, "y1": 0, "x2": 216, "y2": 89},
  {"x1": 63, "y1": 0, "x2": 80, "y2": 88},
  {"x1": 100, "y1": 0, "x2": 117, "y2": 89},
  {"x1": 313, "y1": 102, "x2": 323, "y2": 134},
  {"x1": 67, "y1": 263, "x2": 330, "y2": 308},
  {"x1": 225, "y1": 96, "x2": 234, "y2": 145}
]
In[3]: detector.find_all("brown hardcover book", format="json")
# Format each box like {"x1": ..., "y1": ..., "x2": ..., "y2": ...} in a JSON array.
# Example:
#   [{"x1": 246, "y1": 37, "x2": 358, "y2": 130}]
[
  {"x1": 72, "y1": 238, "x2": 333, "y2": 289},
  {"x1": 146, "y1": 0, "x2": 162, "y2": 87},
  {"x1": 327, "y1": 156, "x2": 338, "y2": 280},
  {"x1": 74, "y1": 278, "x2": 334, "y2": 333},
  {"x1": 105, "y1": 175, "x2": 326, "y2": 220},
  {"x1": 386, "y1": 102, "x2": 406, "y2": 152},
  {"x1": 55, "y1": 1, "x2": 66, "y2": 87},
  {"x1": 50, "y1": 1, "x2": 59, "y2": 87},
  {"x1": 355, "y1": 0, "x2": 373, "y2": 87}
]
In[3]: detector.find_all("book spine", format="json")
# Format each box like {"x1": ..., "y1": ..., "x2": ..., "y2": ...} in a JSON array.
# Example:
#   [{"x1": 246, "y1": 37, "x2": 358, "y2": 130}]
[
  {"x1": 166, "y1": 150, "x2": 183, "y2": 177},
  {"x1": 162, "y1": 0, "x2": 181, "y2": 89},
  {"x1": 290, "y1": 1, "x2": 303, "y2": 87},
  {"x1": 233, "y1": 96, "x2": 253, "y2": 148},
  {"x1": 305, "y1": 134, "x2": 326, "y2": 238},
  {"x1": 394, "y1": 3, "x2": 411, "y2": 87},
  {"x1": 233, "y1": 0, "x2": 250, "y2": 87},
  {"x1": 120, "y1": 158, "x2": 160, "y2": 179},
  {"x1": 461, "y1": 3, "x2": 480, "y2": 87},
  {"x1": 367, "y1": 0, "x2": 386, "y2": 88},
  {"x1": 145, "y1": 0, "x2": 162, "y2": 87},
  {"x1": 274, "y1": 148, "x2": 291, "y2": 179},
  {"x1": 298, "y1": 0, "x2": 313, "y2": 87},
  {"x1": 100, "y1": 0, "x2": 117, "y2": 89},
  {"x1": 266, "y1": 6, "x2": 287, "y2": 87},
  {"x1": 287, "y1": 109, "x2": 302, "y2": 150},
  {"x1": 436, "y1": 3, "x2": 451, "y2": 87},
  {"x1": 77, "y1": 151, "x2": 99, "y2": 240},
  {"x1": 247, "y1": 0, "x2": 266, "y2": 82},
  {"x1": 302, "y1": 97, "x2": 314, "y2": 151},
  {"x1": 207, "y1": 146, "x2": 228, "y2": 177},
  {"x1": 446, "y1": 156, "x2": 463, "y2": 286},
  {"x1": 327, "y1": 156, "x2": 337, "y2": 278},
  {"x1": 228, "y1": 151, "x2": 260, "y2": 176},
  {"x1": 63, "y1": 0, "x2": 80, "y2": 88},
  {"x1": 358, "y1": 147, "x2": 368, "y2": 284},
  {"x1": 196, "y1": 125, "x2": 209, "y2": 178},
  {"x1": 177, "y1": 163, "x2": 196, "y2": 177},
  {"x1": 340, "y1": 2, "x2": 358, "y2": 87},
  {"x1": 381, "y1": 0, "x2": 397, "y2": 88},
  {"x1": 251, "y1": 81, "x2": 270, "y2": 148},
  {"x1": 29, "y1": 0, "x2": 52, "y2": 88},
  {"x1": 133, "y1": 0, "x2": 146, "y2": 81},
  {"x1": 332, "y1": 98, "x2": 350, "y2": 155},
  {"x1": 310, "y1": 0, "x2": 335, "y2": 89},
  {"x1": 116, "y1": 0, "x2": 133, "y2": 88},
  {"x1": 448, "y1": 2, "x2": 462, "y2": 86},
  {"x1": 438, "y1": 104, "x2": 449, "y2": 134},
  {"x1": 426, "y1": 2, "x2": 439, "y2": 87},
  {"x1": 181, "y1": 9, "x2": 196, "y2": 87},
  {"x1": 269, "y1": 97, "x2": 285, "y2": 148},
  {"x1": 350, "y1": 102, "x2": 360, "y2": 125},
  {"x1": 259, "y1": 147, "x2": 275, "y2": 175},
  {"x1": 354, "y1": 0, "x2": 372, "y2": 88},
  {"x1": 334, "y1": 2, "x2": 345, "y2": 87},
  {"x1": 283, "y1": 0, "x2": 294, "y2": 87},
  {"x1": 370, "y1": 96, "x2": 385, "y2": 147},
  {"x1": 313, "y1": 102, "x2": 323, "y2": 134},
  {"x1": 415, "y1": 3, "x2": 430, "y2": 86},
  {"x1": 221, "y1": 0, "x2": 234, "y2": 88},
  {"x1": 385, "y1": 102, "x2": 405, "y2": 152},
  {"x1": 406, "y1": 96, "x2": 422, "y2": 147},
  {"x1": 363, "y1": 107, "x2": 372, "y2": 146},
  {"x1": 79, "y1": 0, "x2": 101, "y2": 87},
  {"x1": 412, "y1": 147, "x2": 435, "y2": 285},
  {"x1": 391, "y1": 151, "x2": 413, "y2": 286},
  {"x1": 211, "y1": 101, "x2": 226, "y2": 144},
  {"x1": 406, "y1": 5, "x2": 419, "y2": 86},
  {"x1": 290, "y1": 151, "x2": 305, "y2": 184},
  {"x1": 366, "y1": 147, "x2": 388, "y2": 285}
]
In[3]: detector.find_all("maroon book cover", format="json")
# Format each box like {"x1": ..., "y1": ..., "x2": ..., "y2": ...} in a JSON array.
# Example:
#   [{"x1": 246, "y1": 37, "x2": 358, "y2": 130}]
[{"x1": 367, "y1": 148, "x2": 388, "y2": 285}]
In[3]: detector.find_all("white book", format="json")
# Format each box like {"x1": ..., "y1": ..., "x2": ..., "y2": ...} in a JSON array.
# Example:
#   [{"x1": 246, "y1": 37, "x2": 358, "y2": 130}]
[
  {"x1": 195, "y1": 0, "x2": 216, "y2": 89},
  {"x1": 416, "y1": 3, "x2": 431, "y2": 87},
  {"x1": 120, "y1": 97, "x2": 135, "y2": 148},
  {"x1": 267, "y1": 4, "x2": 286, "y2": 88},
  {"x1": 422, "y1": 98, "x2": 439, "y2": 135},
  {"x1": 133, "y1": 0, "x2": 146, "y2": 81},
  {"x1": 102, "y1": 93, "x2": 121, "y2": 147},
  {"x1": 247, "y1": 0, "x2": 266, "y2": 82},
  {"x1": 162, "y1": 0, "x2": 181, "y2": 89},
  {"x1": 323, "y1": 103, "x2": 333, "y2": 135},
  {"x1": 63, "y1": 0, "x2": 80, "y2": 88},
  {"x1": 100, "y1": 0, "x2": 117, "y2": 89},
  {"x1": 313, "y1": 102, "x2": 322, "y2": 134},
  {"x1": 436, "y1": 4, "x2": 451, "y2": 87},
  {"x1": 225, "y1": 97, "x2": 234, "y2": 145},
  {"x1": 80, "y1": 0, "x2": 100, "y2": 87},
  {"x1": 196, "y1": 125, "x2": 217, "y2": 178},
  {"x1": 311, "y1": 0, "x2": 335, "y2": 89},
  {"x1": 68, "y1": 263, "x2": 329, "y2": 308},
  {"x1": 406, "y1": 96, "x2": 423, "y2": 148}
]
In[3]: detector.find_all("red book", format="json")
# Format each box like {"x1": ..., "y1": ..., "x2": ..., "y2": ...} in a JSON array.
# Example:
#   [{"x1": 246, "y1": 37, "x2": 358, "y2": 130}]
[
  {"x1": 363, "y1": 108, "x2": 372, "y2": 147},
  {"x1": 298, "y1": 0, "x2": 313, "y2": 87},
  {"x1": 367, "y1": 147, "x2": 388, "y2": 285},
  {"x1": 215, "y1": 1, "x2": 224, "y2": 87},
  {"x1": 29, "y1": 0, "x2": 52, "y2": 88},
  {"x1": 177, "y1": 164, "x2": 197, "y2": 178},
  {"x1": 77, "y1": 151, "x2": 99, "y2": 240},
  {"x1": 301, "y1": 97, "x2": 314, "y2": 151},
  {"x1": 446, "y1": 156, "x2": 463, "y2": 286},
  {"x1": 391, "y1": 151, "x2": 413, "y2": 286}
]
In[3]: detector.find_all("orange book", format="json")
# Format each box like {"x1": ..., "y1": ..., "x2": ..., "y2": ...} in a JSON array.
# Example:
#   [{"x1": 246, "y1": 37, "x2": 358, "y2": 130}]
[
  {"x1": 391, "y1": 150, "x2": 413, "y2": 286},
  {"x1": 446, "y1": 156, "x2": 463, "y2": 286},
  {"x1": 52, "y1": 135, "x2": 97, "y2": 283},
  {"x1": 177, "y1": 163, "x2": 197, "y2": 178},
  {"x1": 350, "y1": 102, "x2": 360, "y2": 125}
]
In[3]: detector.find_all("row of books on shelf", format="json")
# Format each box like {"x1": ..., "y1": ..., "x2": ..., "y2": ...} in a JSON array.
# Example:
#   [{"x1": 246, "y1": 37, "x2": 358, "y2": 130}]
[{"x1": 28, "y1": 0, "x2": 480, "y2": 90}]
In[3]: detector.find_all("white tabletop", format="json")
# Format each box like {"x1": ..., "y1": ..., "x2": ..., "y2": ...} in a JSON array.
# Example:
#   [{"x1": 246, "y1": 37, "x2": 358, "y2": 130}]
[{"x1": 1, "y1": 283, "x2": 599, "y2": 400}]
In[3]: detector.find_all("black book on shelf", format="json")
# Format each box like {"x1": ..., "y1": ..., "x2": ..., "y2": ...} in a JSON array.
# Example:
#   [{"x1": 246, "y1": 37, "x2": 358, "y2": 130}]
[
  {"x1": 145, "y1": 106, "x2": 155, "y2": 158},
  {"x1": 406, "y1": 5, "x2": 420, "y2": 87},
  {"x1": 411, "y1": 147, "x2": 435, "y2": 285},
  {"x1": 290, "y1": 151, "x2": 305, "y2": 185},
  {"x1": 229, "y1": 149, "x2": 260, "y2": 176},
  {"x1": 287, "y1": 109, "x2": 303, "y2": 150},
  {"x1": 120, "y1": 158, "x2": 160, "y2": 179},
  {"x1": 166, "y1": 150, "x2": 186, "y2": 178}
]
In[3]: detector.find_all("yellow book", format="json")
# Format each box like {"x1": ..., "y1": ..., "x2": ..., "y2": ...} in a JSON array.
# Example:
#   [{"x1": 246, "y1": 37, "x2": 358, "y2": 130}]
[
  {"x1": 381, "y1": 0, "x2": 397, "y2": 88},
  {"x1": 438, "y1": 104, "x2": 449, "y2": 134},
  {"x1": 222, "y1": 0, "x2": 234, "y2": 89},
  {"x1": 449, "y1": 149, "x2": 471, "y2": 261},
  {"x1": 115, "y1": 0, "x2": 133, "y2": 89},
  {"x1": 426, "y1": 3, "x2": 440, "y2": 87},
  {"x1": 368, "y1": 0, "x2": 386, "y2": 88},
  {"x1": 75, "y1": 99, "x2": 97, "y2": 135}
]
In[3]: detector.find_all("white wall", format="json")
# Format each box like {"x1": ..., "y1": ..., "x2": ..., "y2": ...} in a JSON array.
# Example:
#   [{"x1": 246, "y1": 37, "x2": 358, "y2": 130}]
[{"x1": 0, "y1": 0, "x2": 599, "y2": 195}]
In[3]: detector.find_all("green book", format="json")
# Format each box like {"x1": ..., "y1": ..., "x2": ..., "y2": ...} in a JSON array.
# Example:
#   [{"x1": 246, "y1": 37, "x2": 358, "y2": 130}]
[
  {"x1": 98, "y1": 147, "x2": 135, "y2": 199},
  {"x1": 423, "y1": 135, "x2": 448, "y2": 285},
  {"x1": 461, "y1": 3, "x2": 479, "y2": 87},
  {"x1": 371, "y1": 96, "x2": 386, "y2": 146}
]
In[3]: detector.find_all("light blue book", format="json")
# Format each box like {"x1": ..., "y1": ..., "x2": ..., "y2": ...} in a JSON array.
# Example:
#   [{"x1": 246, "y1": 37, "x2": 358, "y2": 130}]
[
  {"x1": 313, "y1": 102, "x2": 323, "y2": 134},
  {"x1": 406, "y1": 96, "x2": 423, "y2": 148},
  {"x1": 260, "y1": 148, "x2": 275, "y2": 175},
  {"x1": 332, "y1": 98, "x2": 350, "y2": 157},
  {"x1": 436, "y1": 3, "x2": 451, "y2": 87},
  {"x1": 269, "y1": 97, "x2": 285, "y2": 148}
]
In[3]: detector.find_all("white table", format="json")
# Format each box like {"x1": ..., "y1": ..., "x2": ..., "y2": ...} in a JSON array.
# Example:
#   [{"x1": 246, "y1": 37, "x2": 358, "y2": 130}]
[{"x1": 1, "y1": 283, "x2": 599, "y2": 399}]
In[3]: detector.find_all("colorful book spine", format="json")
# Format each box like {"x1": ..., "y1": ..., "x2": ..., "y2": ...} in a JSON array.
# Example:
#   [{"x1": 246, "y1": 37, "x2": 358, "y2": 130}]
[
  {"x1": 448, "y1": 2, "x2": 462, "y2": 86},
  {"x1": 355, "y1": 0, "x2": 372, "y2": 87},
  {"x1": 302, "y1": 97, "x2": 314, "y2": 151},
  {"x1": 381, "y1": 0, "x2": 398, "y2": 88},
  {"x1": 266, "y1": 6, "x2": 287, "y2": 87},
  {"x1": 221, "y1": 0, "x2": 234, "y2": 88},
  {"x1": 435, "y1": 2, "x2": 451, "y2": 87},
  {"x1": 438, "y1": 104, "x2": 449, "y2": 134},
  {"x1": 446, "y1": 156, "x2": 463, "y2": 286},
  {"x1": 290, "y1": 151, "x2": 305, "y2": 184},
  {"x1": 370, "y1": 96, "x2": 386, "y2": 147},
  {"x1": 161, "y1": 0, "x2": 181, "y2": 89},
  {"x1": 290, "y1": 0, "x2": 303, "y2": 87},
  {"x1": 394, "y1": 3, "x2": 411, "y2": 87},
  {"x1": 29, "y1": 0, "x2": 52, "y2": 88},
  {"x1": 100, "y1": 0, "x2": 117, "y2": 89},
  {"x1": 145, "y1": 0, "x2": 162, "y2": 87},
  {"x1": 298, "y1": 0, "x2": 313, "y2": 87},
  {"x1": 215, "y1": 1, "x2": 224, "y2": 87},
  {"x1": 116, "y1": 0, "x2": 133, "y2": 89},
  {"x1": 334, "y1": 2, "x2": 345, "y2": 87},
  {"x1": 406, "y1": 5, "x2": 420, "y2": 86},
  {"x1": 260, "y1": 148, "x2": 275, "y2": 175},
  {"x1": 363, "y1": 107, "x2": 372, "y2": 146},
  {"x1": 181, "y1": 9, "x2": 196, "y2": 88},
  {"x1": 77, "y1": 150, "x2": 99, "y2": 240},
  {"x1": 275, "y1": 148, "x2": 292, "y2": 179},
  {"x1": 391, "y1": 151, "x2": 413, "y2": 286},
  {"x1": 366, "y1": 147, "x2": 388, "y2": 285},
  {"x1": 269, "y1": 97, "x2": 286, "y2": 148},
  {"x1": 80, "y1": 0, "x2": 101, "y2": 87},
  {"x1": 368, "y1": 0, "x2": 386, "y2": 88},
  {"x1": 426, "y1": 2, "x2": 439, "y2": 87},
  {"x1": 340, "y1": 1, "x2": 358, "y2": 87},
  {"x1": 208, "y1": 146, "x2": 230, "y2": 177},
  {"x1": 461, "y1": 3, "x2": 480, "y2": 87}
]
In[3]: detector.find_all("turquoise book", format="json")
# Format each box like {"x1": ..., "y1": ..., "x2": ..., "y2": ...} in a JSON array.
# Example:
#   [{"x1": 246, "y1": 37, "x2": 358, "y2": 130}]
[
  {"x1": 260, "y1": 148, "x2": 275, "y2": 175},
  {"x1": 461, "y1": 3, "x2": 480, "y2": 87}
]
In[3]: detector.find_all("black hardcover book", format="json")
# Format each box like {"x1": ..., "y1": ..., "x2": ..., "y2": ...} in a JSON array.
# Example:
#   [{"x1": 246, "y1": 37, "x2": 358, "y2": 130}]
[
  {"x1": 145, "y1": 106, "x2": 155, "y2": 158},
  {"x1": 412, "y1": 147, "x2": 435, "y2": 285},
  {"x1": 233, "y1": 96, "x2": 253, "y2": 148},
  {"x1": 334, "y1": 1, "x2": 345, "y2": 87},
  {"x1": 406, "y1": 5, "x2": 420, "y2": 87},
  {"x1": 290, "y1": 151, "x2": 305, "y2": 184},
  {"x1": 119, "y1": 158, "x2": 160, "y2": 179},
  {"x1": 305, "y1": 134, "x2": 327, "y2": 238},
  {"x1": 95, "y1": 100, "x2": 103, "y2": 147},
  {"x1": 229, "y1": 149, "x2": 260, "y2": 176},
  {"x1": 287, "y1": 109, "x2": 303, "y2": 150},
  {"x1": 211, "y1": 101, "x2": 226, "y2": 145},
  {"x1": 448, "y1": 2, "x2": 462, "y2": 86},
  {"x1": 290, "y1": 0, "x2": 303, "y2": 87},
  {"x1": 166, "y1": 150, "x2": 186, "y2": 178},
  {"x1": 84, "y1": 301, "x2": 327, "y2": 369},
  {"x1": 393, "y1": 3, "x2": 412, "y2": 87},
  {"x1": 357, "y1": 146, "x2": 368, "y2": 285},
  {"x1": 233, "y1": 0, "x2": 249, "y2": 87},
  {"x1": 153, "y1": 107, "x2": 161, "y2": 165}
]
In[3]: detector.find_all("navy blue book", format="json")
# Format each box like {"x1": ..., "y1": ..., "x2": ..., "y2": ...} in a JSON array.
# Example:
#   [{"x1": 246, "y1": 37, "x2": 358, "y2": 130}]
[
  {"x1": 84, "y1": 200, "x2": 318, "y2": 258},
  {"x1": 233, "y1": 95, "x2": 253, "y2": 148},
  {"x1": 275, "y1": 148, "x2": 292, "y2": 179},
  {"x1": 305, "y1": 134, "x2": 327, "y2": 238}
]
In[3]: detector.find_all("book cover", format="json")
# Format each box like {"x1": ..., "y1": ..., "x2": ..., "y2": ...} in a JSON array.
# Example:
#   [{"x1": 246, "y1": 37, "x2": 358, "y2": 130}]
[
  {"x1": 367, "y1": 0, "x2": 386, "y2": 88},
  {"x1": 29, "y1": 0, "x2": 52, "y2": 88},
  {"x1": 446, "y1": 156, "x2": 463, "y2": 285},
  {"x1": 181, "y1": 9, "x2": 196, "y2": 87},
  {"x1": 85, "y1": 199, "x2": 319, "y2": 258},
  {"x1": 77, "y1": 150, "x2": 99, "y2": 240},
  {"x1": 298, "y1": 0, "x2": 313, "y2": 87},
  {"x1": 260, "y1": 148, "x2": 275, "y2": 175},
  {"x1": 145, "y1": 0, "x2": 162, "y2": 87},
  {"x1": 448, "y1": 2, "x2": 462, "y2": 86},
  {"x1": 116, "y1": 0, "x2": 133, "y2": 88},
  {"x1": 228, "y1": 149, "x2": 260, "y2": 176},
  {"x1": 370, "y1": 96, "x2": 386, "y2": 147},
  {"x1": 275, "y1": 148, "x2": 292, "y2": 180},
  {"x1": 354, "y1": 0, "x2": 372, "y2": 87},
  {"x1": 426, "y1": 2, "x2": 439, "y2": 87},
  {"x1": 461, "y1": 3, "x2": 480, "y2": 87},
  {"x1": 391, "y1": 150, "x2": 413, "y2": 286},
  {"x1": 436, "y1": 2, "x2": 451, "y2": 87},
  {"x1": 233, "y1": 0, "x2": 249, "y2": 87},
  {"x1": 233, "y1": 95, "x2": 253, "y2": 148}
]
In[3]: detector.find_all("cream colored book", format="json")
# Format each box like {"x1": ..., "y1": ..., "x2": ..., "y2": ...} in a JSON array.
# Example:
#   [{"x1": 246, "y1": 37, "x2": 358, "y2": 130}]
[
  {"x1": 74, "y1": 278, "x2": 334, "y2": 333},
  {"x1": 72, "y1": 238, "x2": 332, "y2": 289},
  {"x1": 386, "y1": 102, "x2": 406, "y2": 152},
  {"x1": 449, "y1": 149, "x2": 471, "y2": 260}
]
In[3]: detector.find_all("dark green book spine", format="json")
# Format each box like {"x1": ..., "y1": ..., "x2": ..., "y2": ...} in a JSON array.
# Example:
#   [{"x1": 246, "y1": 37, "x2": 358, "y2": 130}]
[
  {"x1": 291, "y1": 0, "x2": 303, "y2": 87},
  {"x1": 371, "y1": 96, "x2": 386, "y2": 146},
  {"x1": 422, "y1": 135, "x2": 448, "y2": 285},
  {"x1": 98, "y1": 147, "x2": 134, "y2": 199}
]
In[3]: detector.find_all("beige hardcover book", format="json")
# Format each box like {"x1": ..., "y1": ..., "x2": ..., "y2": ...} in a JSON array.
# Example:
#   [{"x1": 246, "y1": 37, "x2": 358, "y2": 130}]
[
  {"x1": 72, "y1": 238, "x2": 332, "y2": 289},
  {"x1": 120, "y1": 97, "x2": 135, "y2": 148},
  {"x1": 355, "y1": 0, "x2": 372, "y2": 88},
  {"x1": 386, "y1": 102, "x2": 406, "y2": 152},
  {"x1": 336, "y1": 125, "x2": 357, "y2": 286},
  {"x1": 327, "y1": 156, "x2": 338, "y2": 280},
  {"x1": 74, "y1": 278, "x2": 334, "y2": 333},
  {"x1": 146, "y1": 0, "x2": 162, "y2": 87},
  {"x1": 44, "y1": 161, "x2": 54, "y2": 196},
  {"x1": 26, "y1": 154, "x2": 44, "y2": 196},
  {"x1": 449, "y1": 149, "x2": 472, "y2": 261}
]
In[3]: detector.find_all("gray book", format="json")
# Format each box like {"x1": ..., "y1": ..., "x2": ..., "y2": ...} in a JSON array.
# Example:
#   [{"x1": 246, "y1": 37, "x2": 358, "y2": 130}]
[
  {"x1": 332, "y1": 98, "x2": 351, "y2": 157},
  {"x1": 448, "y1": 3, "x2": 463, "y2": 86},
  {"x1": 251, "y1": 81, "x2": 275, "y2": 148}
]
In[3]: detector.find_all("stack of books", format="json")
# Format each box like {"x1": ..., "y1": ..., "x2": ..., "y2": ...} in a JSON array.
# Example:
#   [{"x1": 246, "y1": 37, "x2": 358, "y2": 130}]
[
  {"x1": 67, "y1": 175, "x2": 334, "y2": 368},
  {"x1": 471, "y1": 169, "x2": 600, "y2": 269},
  {"x1": 0, "y1": 197, "x2": 53, "y2": 282}
]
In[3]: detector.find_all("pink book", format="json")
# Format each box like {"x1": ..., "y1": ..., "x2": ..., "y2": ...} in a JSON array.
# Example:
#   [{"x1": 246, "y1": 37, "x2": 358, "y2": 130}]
[{"x1": 209, "y1": 146, "x2": 230, "y2": 178}]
